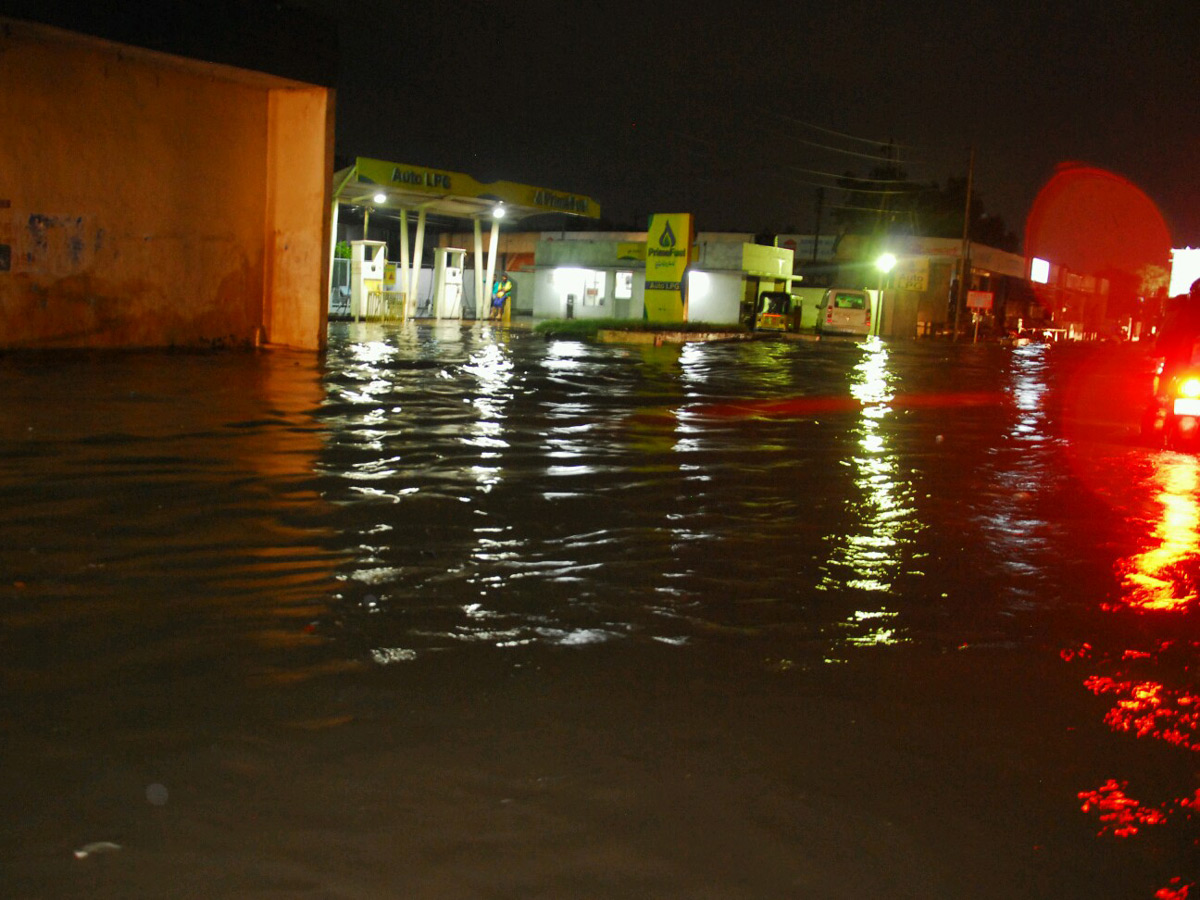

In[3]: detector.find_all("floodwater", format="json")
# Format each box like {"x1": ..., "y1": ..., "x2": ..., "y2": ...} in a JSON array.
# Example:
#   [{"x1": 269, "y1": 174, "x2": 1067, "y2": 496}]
[{"x1": 1, "y1": 323, "x2": 1197, "y2": 899}]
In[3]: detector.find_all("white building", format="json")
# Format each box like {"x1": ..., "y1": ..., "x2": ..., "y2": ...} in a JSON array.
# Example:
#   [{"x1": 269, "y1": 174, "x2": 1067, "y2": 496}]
[{"x1": 530, "y1": 232, "x2": 796, "y2": 325}]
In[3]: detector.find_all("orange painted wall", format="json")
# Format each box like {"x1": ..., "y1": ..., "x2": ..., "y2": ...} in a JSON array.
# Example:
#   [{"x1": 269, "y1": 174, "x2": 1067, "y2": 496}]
[
  {"x1": 0, "y1": 19, "x2": 332, "y2": 350},
  {"x1": 264, "y1": 87, "x2": 334, "y2": 350}
]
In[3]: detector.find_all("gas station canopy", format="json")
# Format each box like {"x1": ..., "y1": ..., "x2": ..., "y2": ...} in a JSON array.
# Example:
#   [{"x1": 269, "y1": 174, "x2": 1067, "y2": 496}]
[
  {"x1": 329, "y1": 158, "x2": 600, "y2": 324},
  {"x1": 334, "y1": 157, "x2": 601, "y2": 222}
]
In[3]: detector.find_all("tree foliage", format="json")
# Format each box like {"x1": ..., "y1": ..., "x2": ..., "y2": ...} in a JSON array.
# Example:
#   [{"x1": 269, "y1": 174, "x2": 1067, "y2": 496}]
[{"x1": 830, "y1": 154, "x2": 1018, "y2": 252}]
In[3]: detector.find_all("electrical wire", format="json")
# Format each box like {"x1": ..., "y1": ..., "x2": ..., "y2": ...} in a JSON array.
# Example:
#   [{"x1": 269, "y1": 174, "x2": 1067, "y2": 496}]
[{"x1": 764, "y1": 110, "x2": 923, "y2": 152}]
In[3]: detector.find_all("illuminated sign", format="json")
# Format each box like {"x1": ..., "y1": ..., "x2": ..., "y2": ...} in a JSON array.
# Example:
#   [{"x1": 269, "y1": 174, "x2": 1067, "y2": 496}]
[
  {"x1": 895, "y1": 257, "x2": 929, "y2": 291},
  {"x1": 644, "y1": 213, "x2": 693, "y2": 321},
  {"x1": 1169, "y1": 247, "x2": 1200, "y2": 297},
  {"x1": 1030, "y1": 257, "x2": 1050, "y2": 284},
  {"x1": 532, "y1": 190, "x2": 590, "y2": 214},
  {"x1": 390, "y1": 166, "x2": 452, "y2": 190},
  {"x1": 352, "y1": 158, "x2": 600, "y2": 219},
  {"x1": 967, "y1": 290, "x2": 994, "y2": 310}
]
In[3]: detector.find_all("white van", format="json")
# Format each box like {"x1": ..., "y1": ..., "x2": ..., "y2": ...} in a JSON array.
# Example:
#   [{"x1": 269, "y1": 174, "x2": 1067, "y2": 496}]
[{"x1": 816, "y1": 288, "x2": 872, "y2": 336}]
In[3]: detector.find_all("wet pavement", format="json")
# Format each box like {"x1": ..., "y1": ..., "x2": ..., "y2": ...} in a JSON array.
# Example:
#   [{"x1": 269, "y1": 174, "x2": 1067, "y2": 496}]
[{"x1": 1, "y1": 323, "x2": 1196, "y2": 898}]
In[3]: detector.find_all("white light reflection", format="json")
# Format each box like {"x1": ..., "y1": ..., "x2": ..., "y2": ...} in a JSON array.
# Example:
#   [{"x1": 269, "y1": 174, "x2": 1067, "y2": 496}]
[
  {"x1": 824, "y1": 339, "x2": 918, "y2": 647},
  {"x1": 543, "y1": 339, "x2": 588, "y2": 371},
  {"x1": 672, "y1": 343, "x2": 719, "y2": 544},
  {"x1": 334, "y1": 340, "x2": 405, "y2": 457},
  {"x1": 979, "y1": 343, "x2": 1055, "y2": 586},
  {"x1": 539, "y1": 343, "x2": 601, "y2": 483},
  {"x1": 461, "y1": 341, "x2": 515, "y2": 493}
]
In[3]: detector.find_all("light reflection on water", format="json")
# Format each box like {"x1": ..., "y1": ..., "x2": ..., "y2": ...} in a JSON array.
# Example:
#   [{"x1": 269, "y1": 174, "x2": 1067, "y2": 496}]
[
  {"x1": 1115, "y1": 455, "x2": 1200, "y2": 612},
  {"x1": 3, "y1": 327, "x2": 1199, "y2": 891},
  {"x1": 1066, "y1": 441, "x2": 1200, "y2": 894},
  {"x1": 977, "y1": 342, "x2": 1063, "y2": 593},
  {"x1": 820, "y1": 338, "x2": 918, "y2": 648}
]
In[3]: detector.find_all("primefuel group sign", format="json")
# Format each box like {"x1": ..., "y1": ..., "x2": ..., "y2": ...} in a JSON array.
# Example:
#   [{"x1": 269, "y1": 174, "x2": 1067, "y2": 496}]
[{"x1": 644, "y1": 213, "x2": 693, "y2": 321}]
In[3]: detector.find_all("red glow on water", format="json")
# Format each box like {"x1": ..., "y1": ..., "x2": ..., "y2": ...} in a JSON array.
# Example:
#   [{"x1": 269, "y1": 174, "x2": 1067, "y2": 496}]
[
  {"x1": 688, "y1": 391, "x2": 1005, "y2": 420},
  {"x1": 1083, "y1": 674, "x2": 1200, "y2": 751},
  {"x1": 1111, "y1": 458, "x2": 1200, "y2": 613},
  {"x1": 1060, "y1": 642, "x2": 1092, "y2": 662},
  {"x1": 1077, "y1": 779, "x2": 1168, "y2": 837},
  {"x1": 1157, "y1": 879, "x2": 1194, "y2": 899}
]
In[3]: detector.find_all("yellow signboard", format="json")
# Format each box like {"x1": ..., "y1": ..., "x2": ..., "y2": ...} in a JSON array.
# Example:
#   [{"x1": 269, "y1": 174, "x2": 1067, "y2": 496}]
[
  {"x1": 895, "y1": 257, "x2": 930, "y2": 291},
  {"x1": 644, "y1": 213, "x2": 693, "y2": 322},
  {"x1": 355, "y1": 157, "x2": 600, "y2": 219}
]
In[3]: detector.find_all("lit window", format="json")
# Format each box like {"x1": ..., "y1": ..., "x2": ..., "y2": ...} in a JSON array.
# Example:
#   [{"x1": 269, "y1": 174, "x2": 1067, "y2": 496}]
[
  {"x1": 615, "y1": 271, "x2": 633, "y2": 300},
  {"x1": 1031, "y1": 257, "x2": 1050, "y2": 284}
]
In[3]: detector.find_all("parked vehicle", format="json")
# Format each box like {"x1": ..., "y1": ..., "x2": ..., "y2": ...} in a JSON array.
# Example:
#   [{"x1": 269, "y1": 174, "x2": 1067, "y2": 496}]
[
  {"x1": 816, "y1": 288, "x2": 872, "y2": 336},
  {"x1": 1142, "y1": 360, "x2": 1200, "y2": 449},
  {"x1": 753, "y1": 291, "x2": 796, "y2": 332}
]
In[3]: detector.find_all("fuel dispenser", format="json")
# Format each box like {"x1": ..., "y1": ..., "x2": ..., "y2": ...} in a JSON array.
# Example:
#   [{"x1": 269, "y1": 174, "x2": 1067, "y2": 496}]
[
  {"x1": 350, "y1": 240, "x2": 387, "y2": 320},
  {"x1": 433, "y1": 247, "x2": 466, "y2": 319}
]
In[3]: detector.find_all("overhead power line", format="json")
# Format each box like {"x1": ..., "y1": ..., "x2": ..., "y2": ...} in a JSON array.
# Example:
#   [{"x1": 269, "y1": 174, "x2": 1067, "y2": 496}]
[
  {"x1": 782, "y1": 164, "x2": 931, "y2": 186},
  {"x1": 765, "y1": 111, "x2": 922, "y2": 152}
]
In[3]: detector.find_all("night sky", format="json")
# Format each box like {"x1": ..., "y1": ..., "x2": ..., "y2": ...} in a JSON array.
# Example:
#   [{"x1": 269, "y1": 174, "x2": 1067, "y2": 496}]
[
  {"x1": 318, "y1": 0, "x2": 1199, "y2": 249},
  {"x1": 8, "y1": 0, "x2": 1197, "y2": 249}
]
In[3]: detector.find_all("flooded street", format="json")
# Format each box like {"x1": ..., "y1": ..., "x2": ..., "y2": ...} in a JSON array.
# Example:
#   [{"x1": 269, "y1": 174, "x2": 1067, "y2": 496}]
[{"x1": 2, "y1": 324, "x2": 1197, "y2": 898}]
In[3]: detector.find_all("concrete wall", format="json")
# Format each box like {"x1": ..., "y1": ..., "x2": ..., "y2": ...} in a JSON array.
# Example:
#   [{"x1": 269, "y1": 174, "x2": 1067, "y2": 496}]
[
  {"x1": 0, "y1": 19, "x2": 333, "y2": 350},
  {"x1": 264, "y1": 86, "x2": 334, "y2": 348}
]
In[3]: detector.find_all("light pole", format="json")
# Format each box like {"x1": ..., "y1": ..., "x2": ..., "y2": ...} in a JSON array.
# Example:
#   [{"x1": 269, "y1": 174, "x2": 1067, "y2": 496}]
[{"x1": 874, "y1": 252, "x2": 897, "y2": 337}]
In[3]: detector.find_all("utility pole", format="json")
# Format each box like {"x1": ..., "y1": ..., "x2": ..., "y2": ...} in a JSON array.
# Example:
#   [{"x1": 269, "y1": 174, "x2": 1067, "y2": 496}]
[
  {"x1": 953, "y1": 146, "x2": 975, "y2": 341},
  {"x1": 812, "y1": 188, "x2": 824, "y2": 263}
]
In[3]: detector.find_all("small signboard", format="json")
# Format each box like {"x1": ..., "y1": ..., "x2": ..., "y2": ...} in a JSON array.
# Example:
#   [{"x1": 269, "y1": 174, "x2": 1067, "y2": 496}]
[
  {"x1": 895, "y1": 257, "x2": 929, "y2": 291},
  {"x1": 966, "y1": 290, "x2": 994, "y2": 310}
]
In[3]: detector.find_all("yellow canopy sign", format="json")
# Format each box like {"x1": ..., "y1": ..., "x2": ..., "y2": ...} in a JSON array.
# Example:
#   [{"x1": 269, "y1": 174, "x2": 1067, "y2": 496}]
[
  {"x1": 353, "y1": 157, "x2": 600, "y2": 219},
  {"x1": 644, "y1": 213, "x2": 693, "y2": 322}
]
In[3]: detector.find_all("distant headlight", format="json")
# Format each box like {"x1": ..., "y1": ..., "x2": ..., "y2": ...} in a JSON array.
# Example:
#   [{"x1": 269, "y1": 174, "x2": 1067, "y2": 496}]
[{"x1": 1180, "y1": 377, "x2": 1200, "y2": 399}]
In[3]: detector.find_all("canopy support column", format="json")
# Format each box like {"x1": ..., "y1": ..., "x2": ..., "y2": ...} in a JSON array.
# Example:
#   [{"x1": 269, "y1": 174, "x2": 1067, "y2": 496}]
[
  {"x1": 327, "y1": 198, "x2": 339, "y2": 308},
  {"x1": 409, "y1": 208, "x2": 426, "y2": 317},
  {"x1": 473, "y1": 218, "x2": 485, "y2": 318},
  {"x1": 483, "y1": 219, "x2": 500, "y2": 322},
  {"x1": 399, "y1": 211, "x2": 411, "y2": 318}
]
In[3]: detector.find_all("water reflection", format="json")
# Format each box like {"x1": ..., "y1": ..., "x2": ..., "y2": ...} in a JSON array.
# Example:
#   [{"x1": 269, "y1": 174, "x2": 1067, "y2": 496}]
[
  {"x1": 541, "y1": 340, "x2": 601, "y2": 481},
  {"x1": 462, "y1": 339, "x2": 514, "y2": 491},
  {"x1": 0, "y1": 349, "x2": 350, "y2": 704},
  {"x1": 1115, "y1": 455, "x2": 1200, "y2": 612},
  {"x1": 1067, "y1": 445, "x2": 1200, "y2": 895},
  {"x1": 978, "y1": 343, "x2": 1059, "y2": 593},
  {"x1": 821, "y1": 339, "x2": 918, "y2": 647}
]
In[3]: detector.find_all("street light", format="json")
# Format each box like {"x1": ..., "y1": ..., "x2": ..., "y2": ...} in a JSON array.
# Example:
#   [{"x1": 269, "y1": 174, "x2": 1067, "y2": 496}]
[
  {"x1": 373, "y1": 192, "x2": 387, "y2": 204},
  {"x1": 492, "y1": 204, "x2": 506, "y2": 219},
  {"x1": 873, "y1": 253, "x2": 896, "y2": 337}
]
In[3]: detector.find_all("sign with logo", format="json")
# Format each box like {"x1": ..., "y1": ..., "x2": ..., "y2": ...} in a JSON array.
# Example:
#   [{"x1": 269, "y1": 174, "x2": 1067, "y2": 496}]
[
  {"x1": 353, "y1": 157, "x2": 600, "y2": 219},
  {"x1": 966, "y1": 290, "x2": 994, "y2": 310},
  {"x1": 644, "y1": 213, "x2": 693, "y2": 321},
  {"x1": 895, "y1": 257, "x2": 929, "y2": 291}
]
